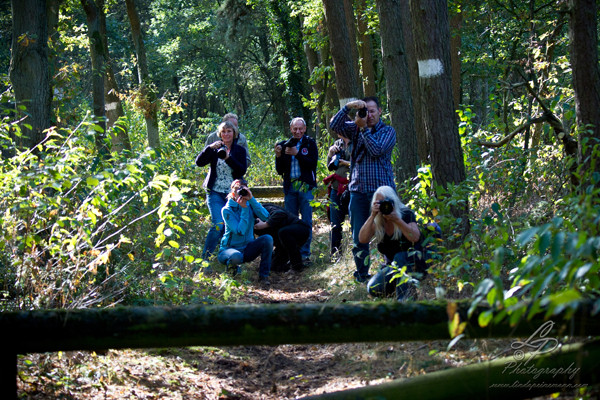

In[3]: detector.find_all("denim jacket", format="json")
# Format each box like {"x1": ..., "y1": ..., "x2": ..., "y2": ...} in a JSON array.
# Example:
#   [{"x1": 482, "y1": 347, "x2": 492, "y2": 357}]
[{"x1": 220, "y1": 197, "x2": 269, "y2": 251}]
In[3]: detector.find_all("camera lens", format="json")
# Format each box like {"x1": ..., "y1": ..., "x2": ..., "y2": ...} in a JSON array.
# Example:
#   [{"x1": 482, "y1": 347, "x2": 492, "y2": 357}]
[
  {"x1": 283, "y1": 137, "x2": 299, "y2": 148},
  {"x1": 217, "y1": 146, "x2": 228, "y2": 159},
  {"x1": 379, "y1": 199, "x2": 394, "y2": 215},
  {"x1": 358, "y1": 107, "x2": 368, "y2": 118},
  {"x1": 237, "y1": 187, "x2": 249, "y2": 197}
]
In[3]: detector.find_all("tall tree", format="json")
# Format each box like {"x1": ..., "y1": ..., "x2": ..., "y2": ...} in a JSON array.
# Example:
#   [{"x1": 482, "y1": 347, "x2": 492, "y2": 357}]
[
  {"x1": 322, "y1": 0, "x2": 361, "y2": 107},
  {"x1": 410, "y1": 0, "x2": 469, "y2": 235},
  {"x1": 569, "y1": 0, "x2": 600, "y2": 181},
  {"x1": 399, "y1": 0, "x2": 427, "y2": 163},
  {"x1": 376, "y1": 0, "x2": 418, "y2": 183},
  {"x1": 100, "y1": 2, "x2": 130, "y2": 152},
  {"x1": 80, "y1": 0, "x2": 108, "y2": 155},
  {"x1": 125, "y1": 0, "x2": 160, "y2": 149},
  {"x1": 9, "y1": 0, "x2": 51, "y2": 151},
  {"x1": 343, "y1": 0, "x2": 362, "y2": 98},
  {"x1": 355, "y1": 0, "x2": 377, "y2": 97}
]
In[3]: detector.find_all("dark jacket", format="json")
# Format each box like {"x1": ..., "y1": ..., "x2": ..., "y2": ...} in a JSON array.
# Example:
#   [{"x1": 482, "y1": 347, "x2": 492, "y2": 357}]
[
  {"x1": 275, "y1": 135, "x2": 318, "y2": 192},
  {"x1": 256, "y1": 203, "x2": 310, "y2": 245},
  {"x1": 195, "y1": 140, "x2": 247, "y2": 191}
]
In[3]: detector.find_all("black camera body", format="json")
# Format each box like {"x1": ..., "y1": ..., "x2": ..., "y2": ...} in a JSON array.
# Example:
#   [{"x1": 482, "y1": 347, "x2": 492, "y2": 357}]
[
  {"x1": 237, "y1": 187, "x2": 249, "y2": 197},
  {"x1": 379, "y1": 198, "x2": 394, "y2": 215},
  {"x1": 282, "y1": 137, "x2": 300, "y2": 148},
  {"x1": 216, "y1": 146, "x2": 228, "y2": 159},
  {"x1": 357, "y1": 107, "x2": 368, "y2": 118}
]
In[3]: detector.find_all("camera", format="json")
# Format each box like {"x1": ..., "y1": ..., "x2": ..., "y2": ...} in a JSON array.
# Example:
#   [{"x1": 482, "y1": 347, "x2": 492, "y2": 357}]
[
  {"x1": 237, "y1": 187, "x2": 249, "y2": 197},
  {"x1": 357, "y1": 107, "x2": 368, "y2": 118},
  {"x1": 379, "y1": 198, "x2": 394, "y2": 215},
  {"x1": 282, "y1": 137, "x2": 300, "y2": 148},
  {"x1": 216, "y1": 146, "x2": 228, "y2": 159}
]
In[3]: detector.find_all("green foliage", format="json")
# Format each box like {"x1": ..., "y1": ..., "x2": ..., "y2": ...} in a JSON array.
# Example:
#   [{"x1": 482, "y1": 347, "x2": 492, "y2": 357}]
[{"x1": 0, "y1": 105, "x2": 239, "y2": 310}]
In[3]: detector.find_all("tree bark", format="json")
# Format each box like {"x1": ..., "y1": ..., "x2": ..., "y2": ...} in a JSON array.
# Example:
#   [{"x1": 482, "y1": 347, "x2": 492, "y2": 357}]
[
  {"x1": 9, "y1": 0, "x2": 52, "y2": 151},
  {"x1": 125, "y1": 0, "x2": 160, "y2": 149},
  {"x1": 80, "y1": 0, "x2": 108, "y2": 155},
  {"x1": 304, "y1": 340, "x2": 600, "y2": 400},
  {"x1": 99, "y1": 0, "x2": 130, "y2": 153},
  {"x1": 399, "y1": 0, "x2": 427, "y2": 164},
  {"x1": 322, "y1": 0, "x2": 361, "y2": 106},
  {"x1": 376, "y1": 0, "x2": 418, "y2": 183},
  {"x1": 2, "y1": 301, "x2": 599, "y2": 353},
  {"x1": 569, "y1": 0, "x2": 600, "y2": 182},
  {"x1": 410, "y1": 0, "x2": 469, "y2": 235},
  {"x1": 343, "y1": 0, "x2": 362, "y2": 98},
  {"x1": 450, "y1": 8, "x2": 462, "y2": 110},
  {"x1": 355, "y1": 0, "x2": 376, "y2": 97}
]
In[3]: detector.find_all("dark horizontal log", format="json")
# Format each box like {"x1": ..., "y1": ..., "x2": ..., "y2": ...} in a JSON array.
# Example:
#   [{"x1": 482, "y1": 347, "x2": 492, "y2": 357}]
[
  {"x1": 303, "y1": 340, "x2": 600, "y2": 400},
  {"x1": 2, "y1": 301, "x2": 599, "y2": 354}
]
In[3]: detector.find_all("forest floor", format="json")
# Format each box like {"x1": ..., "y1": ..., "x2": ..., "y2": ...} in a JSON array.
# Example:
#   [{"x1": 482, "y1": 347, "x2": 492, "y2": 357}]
[{"x1": 16, "y1": 223, "x2": 593, "y2": 400}]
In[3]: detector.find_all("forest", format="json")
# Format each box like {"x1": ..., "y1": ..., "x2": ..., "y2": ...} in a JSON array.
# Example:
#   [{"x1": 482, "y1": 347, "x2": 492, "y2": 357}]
[{"x1": 1, "y1": 0, "x2": 600, "y2": 398}]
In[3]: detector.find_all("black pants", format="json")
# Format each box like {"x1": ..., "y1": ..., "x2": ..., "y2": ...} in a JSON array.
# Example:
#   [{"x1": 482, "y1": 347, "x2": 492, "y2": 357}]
[{"x1": 272, "y1": 222, "x2": 311, "y2": 270}]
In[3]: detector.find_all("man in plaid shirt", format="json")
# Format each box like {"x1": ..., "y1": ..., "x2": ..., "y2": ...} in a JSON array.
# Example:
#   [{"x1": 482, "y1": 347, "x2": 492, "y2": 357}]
[{"x1": 330, "y1": 97, "x2": 396, "y2": 282}]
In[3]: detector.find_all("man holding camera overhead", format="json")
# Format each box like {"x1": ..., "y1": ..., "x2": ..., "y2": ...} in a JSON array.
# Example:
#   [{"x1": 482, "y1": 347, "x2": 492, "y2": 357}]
[
  {"x1": 330, "y1": 97, "x2": 396, "y2": 283},
  {"x1": 274, "y1": 117, "x2": 318, "y2": 263}
]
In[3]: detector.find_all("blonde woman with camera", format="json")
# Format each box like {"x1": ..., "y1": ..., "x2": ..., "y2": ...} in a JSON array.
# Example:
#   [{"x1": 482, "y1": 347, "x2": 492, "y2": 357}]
[{"x1": 358, "y1": 186, "x2": 424, "y2": 301}]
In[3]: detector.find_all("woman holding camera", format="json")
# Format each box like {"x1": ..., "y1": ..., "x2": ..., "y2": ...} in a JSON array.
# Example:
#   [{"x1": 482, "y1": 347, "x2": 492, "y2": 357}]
[
  {"x1": 324, "y1": 133, "x2": 351, "y2": 258},
  {"x1": 218, "y1": 179, "x2": 273, "y2": 286},
  {"x1": 195, "y1": 120, "x2": 248, "y2": 260},
  {"x1": 358, "y1": 186, "x2": 424, "y2": 301}
]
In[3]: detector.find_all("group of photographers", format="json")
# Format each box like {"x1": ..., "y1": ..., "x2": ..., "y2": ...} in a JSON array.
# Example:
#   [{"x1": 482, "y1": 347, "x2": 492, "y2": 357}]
[{"x1": 195, "y1": 99, "x2": 434, "y2": 299}]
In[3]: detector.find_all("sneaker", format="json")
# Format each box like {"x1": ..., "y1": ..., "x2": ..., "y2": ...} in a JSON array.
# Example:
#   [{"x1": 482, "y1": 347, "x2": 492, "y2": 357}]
[
  {"x1": 354, "y1": 273, "x2": 372, "y2": 284},
  {"x1": 259, "y1": 276, "x2": 271, "y2": 287},
  {"x1": 291, "y1": 262, "x2": 308, "y2": 272},
  {"x1": 228, "y1": 264, "x2": 242, "y2": 276}
]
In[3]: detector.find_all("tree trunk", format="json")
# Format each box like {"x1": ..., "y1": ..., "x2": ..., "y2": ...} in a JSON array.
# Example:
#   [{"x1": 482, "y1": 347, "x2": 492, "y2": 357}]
[
  {"x1": 343, "y1": 0, "x2": 362, "y2": 98},
  {"x1": 9, "y1": 0, "x2": 51, "y2": 151},
  {"x1": 356, "y1": 0, "x2": 377, "y2": 97},
  {"x1": 304, "y1": 41, "x2": 324, "y2": 139},
  {"x1": 410, "y1": 0, "x2": 469, "y2": 236},
  {"x1": 399, "y1": 0, "x2": 428, "y2": 164},
  {"x1": 99, "y1": 0, "x2": 130, "y2": 153},
  {"x1": 80, "y1": 0, "x2": 108, "y2": 155},
  {"x1": 376, "y1": 0, "x2": 418, "y2": 184},
  {"x1": 305, "y1": 340, "x2": 600, "y2": 400},
  {"x1": 125, "y1": 0, "x2": 160, "y2": 149},
  {"x1": 569, "y1": 0, "x2": 600, "y2": 182},
  {"x1": 450, "y1": 8, "x2": 462, "y2": 110},
  {"x1": 268, "y1": 2, "x2": 309, "y2": 121},
  {"x1": 322, "y1": 0, "x2": 361, "y2": 106}
]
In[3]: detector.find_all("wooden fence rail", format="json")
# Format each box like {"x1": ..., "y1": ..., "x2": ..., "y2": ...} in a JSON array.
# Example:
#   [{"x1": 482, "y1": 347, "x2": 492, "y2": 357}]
[{"x1": 3, "y1": 301, "x2": 599, "y2": 399}]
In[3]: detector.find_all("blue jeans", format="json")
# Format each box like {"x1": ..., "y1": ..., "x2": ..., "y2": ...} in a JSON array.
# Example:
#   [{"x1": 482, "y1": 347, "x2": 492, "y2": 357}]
[
  {"x1": 284, "y1": 187, "x2": 314, "y2": 258},
  {"x1": 349, "y1": 191, "x2": 374, "y2": 280},
  {"x1": 329, "y1": 190, "x2": 348, "y2": 255},
  {"x1": 217, "y1": 235, "x2": 273, "y2": 279},
  {"x1": 367, "y1": 252, "x2": 416, "y2": 300},
  {"x1": 202, "y1": 190, "x2": 228, "y2": 259}
]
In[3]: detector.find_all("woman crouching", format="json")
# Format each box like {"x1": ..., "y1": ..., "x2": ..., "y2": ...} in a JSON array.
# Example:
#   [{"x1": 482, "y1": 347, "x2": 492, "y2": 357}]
[
  {"x1": 358, "y1": 186, "x2": 426, "y2": 301},
  {"x1": 218, "y1": 179, "x2": 273, "y2": 287}
]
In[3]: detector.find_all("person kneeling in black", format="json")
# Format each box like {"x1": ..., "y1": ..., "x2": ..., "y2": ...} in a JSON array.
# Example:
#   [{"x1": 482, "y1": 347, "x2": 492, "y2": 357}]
[
  {"x1": 254, "y1": 203, "x2": 311, "y2": 272},
  {"x1": 358, "y1": 186, "x2": 430, "y2": 301}
]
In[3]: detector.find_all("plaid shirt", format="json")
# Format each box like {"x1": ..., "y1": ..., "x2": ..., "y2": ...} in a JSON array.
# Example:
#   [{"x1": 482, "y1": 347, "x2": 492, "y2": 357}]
[
  {"x1": 289, "y1": 138, "x2": 302, "y2": 179},
  {"x1": 330, "y1": 105, "x2": 396, "y2": 193}
]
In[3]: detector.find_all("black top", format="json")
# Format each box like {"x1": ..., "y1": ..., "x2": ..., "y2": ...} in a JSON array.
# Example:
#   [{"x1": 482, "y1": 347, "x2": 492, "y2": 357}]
[{"x1": 376, "y1": 207, "x2": 423, "y2": 261}]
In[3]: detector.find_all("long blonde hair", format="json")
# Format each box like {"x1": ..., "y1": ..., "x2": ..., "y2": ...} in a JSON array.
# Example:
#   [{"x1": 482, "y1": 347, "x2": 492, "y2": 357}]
[{"x1": 371, "y1": 186, "x2": 406, "y2": 243}]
